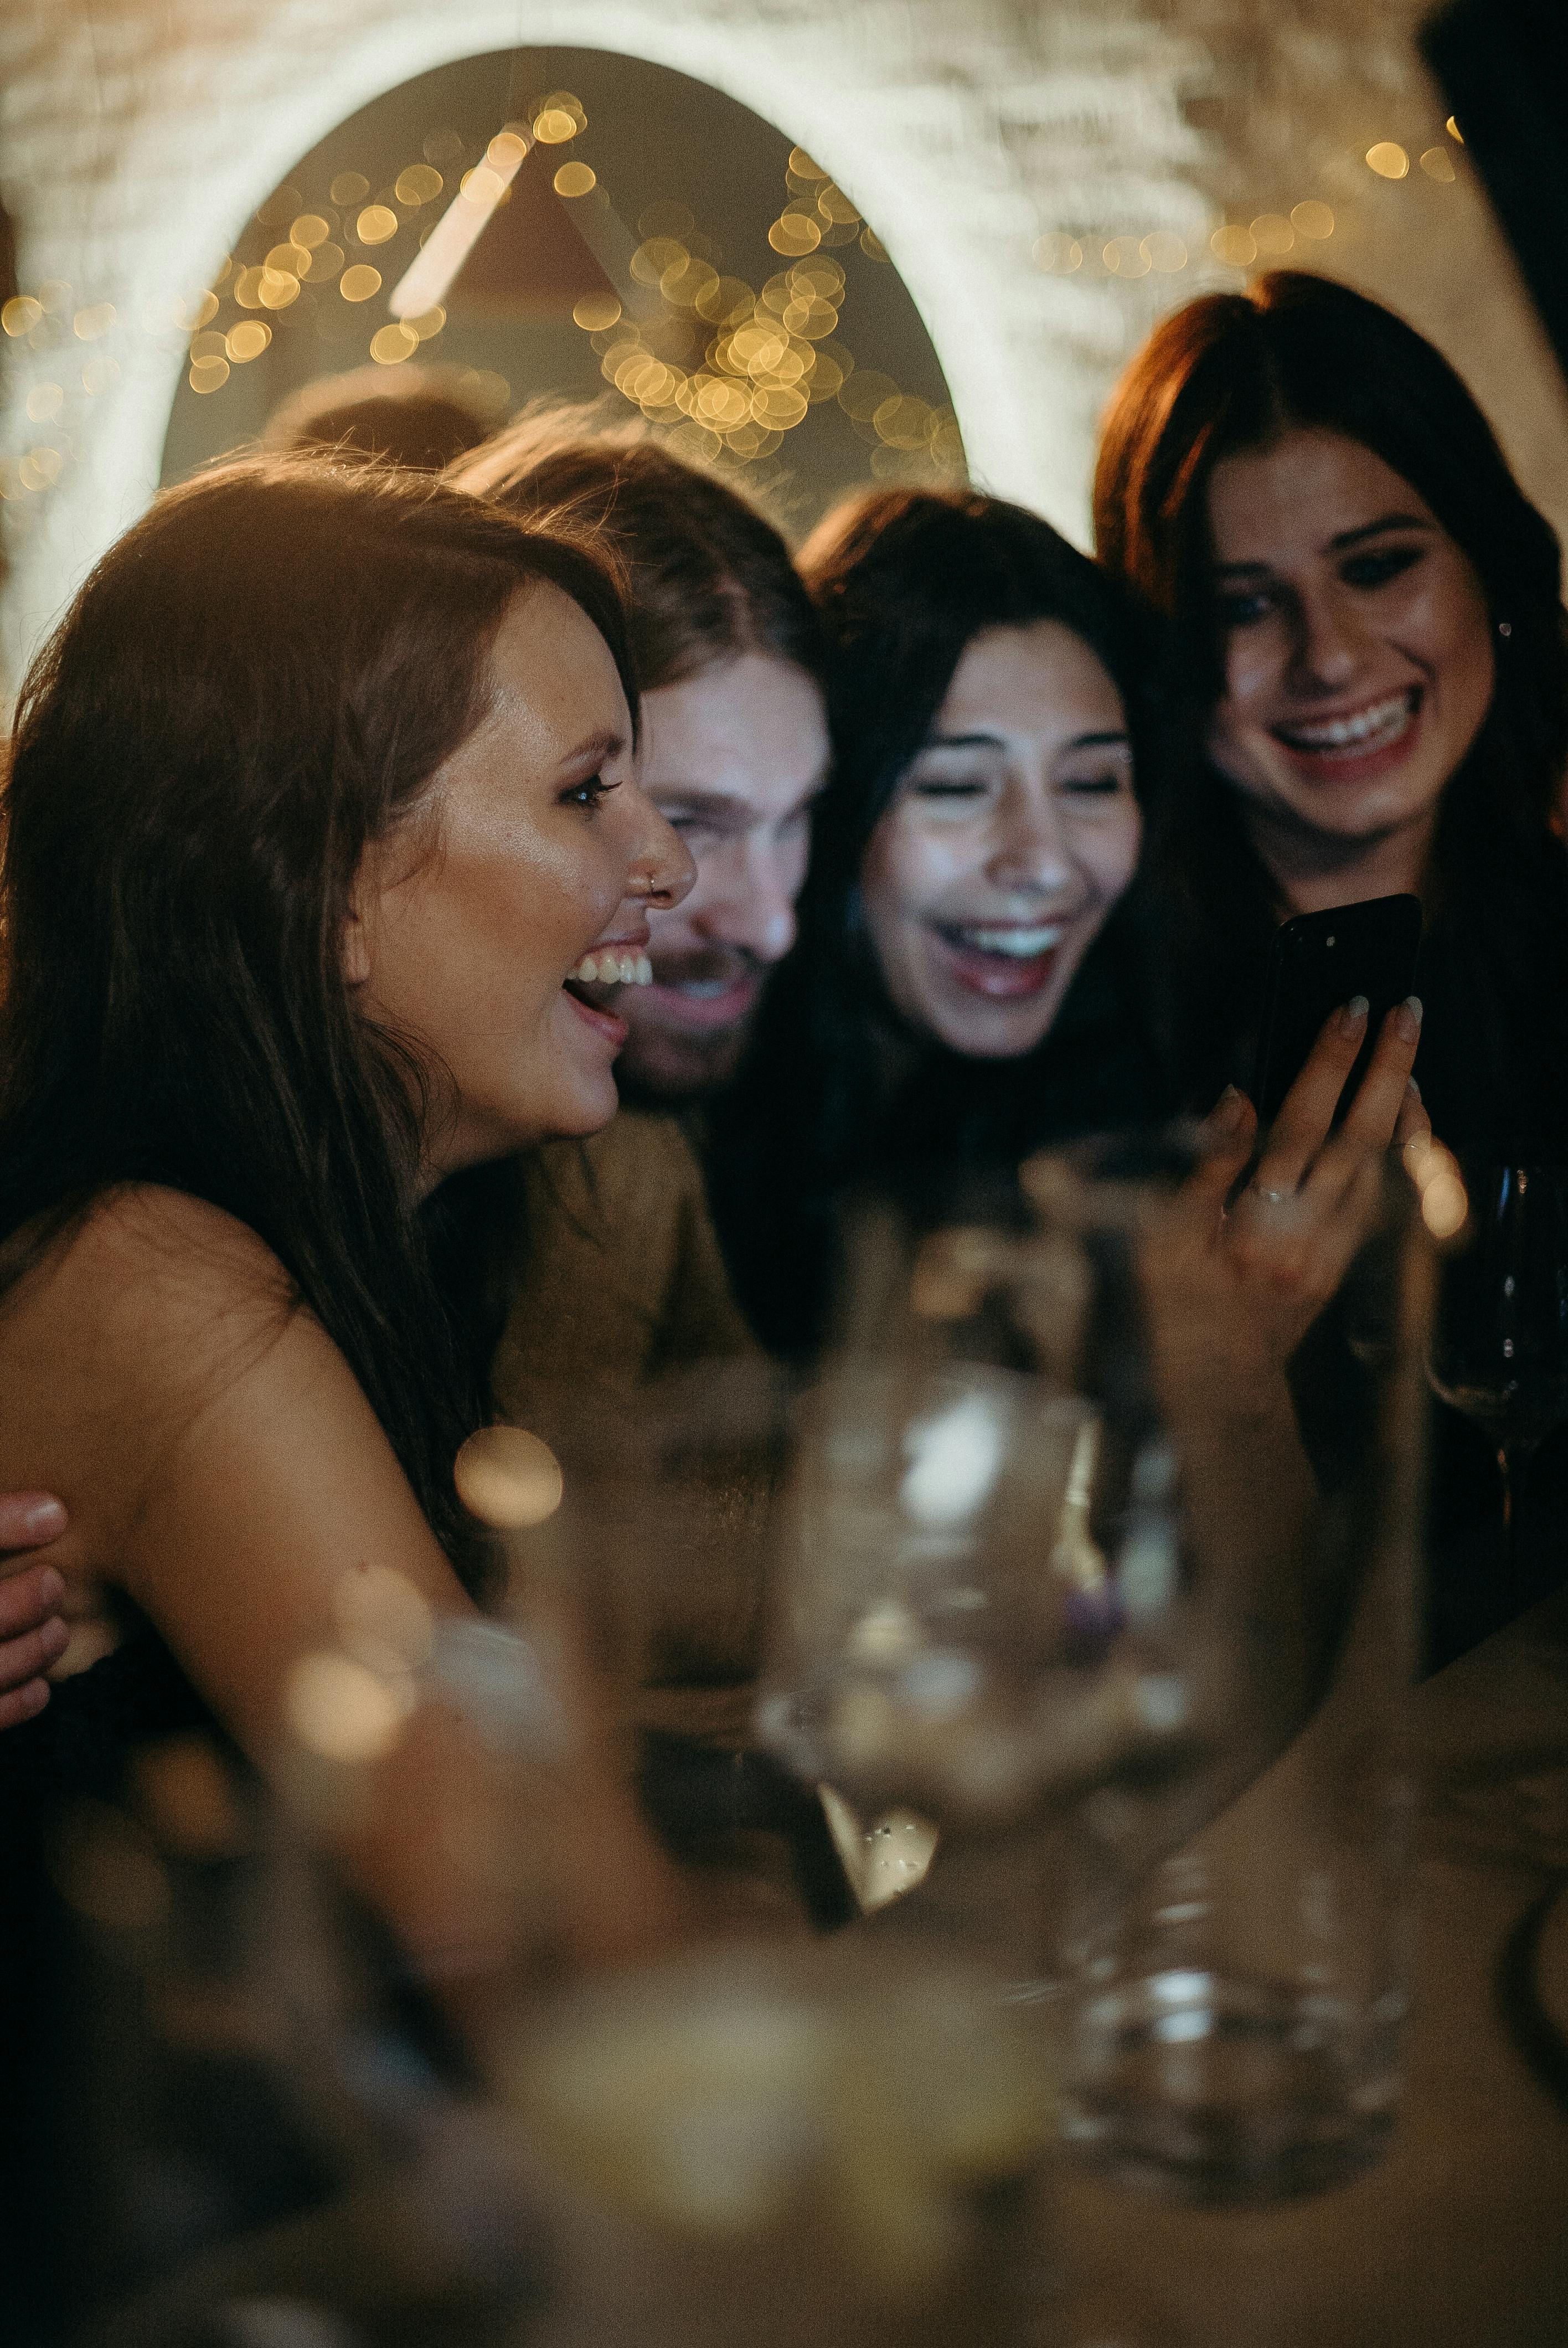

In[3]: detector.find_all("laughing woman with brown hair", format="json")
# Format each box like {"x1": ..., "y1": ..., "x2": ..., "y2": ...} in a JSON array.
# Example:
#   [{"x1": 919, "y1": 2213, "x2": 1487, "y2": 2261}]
[{"x1": 0, "y1": 453, "x2": 698, "y2": 2016}]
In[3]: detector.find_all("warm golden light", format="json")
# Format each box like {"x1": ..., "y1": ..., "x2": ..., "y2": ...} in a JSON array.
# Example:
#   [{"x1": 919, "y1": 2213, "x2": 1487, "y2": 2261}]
[
  {"x1": 188, "y1": 357, "x2": 229, "y2": 396},
  {"x1": 1250, "y1": 213, "x2": 1294, "y2": 255},
  {"x1": 257, "y1": 269, "x2": 301, "y2": 312},
  {"x1": 573, "y1": 291, "x2": 621, "y2": 331},
  {"x1": 1291, "y1": 200, "x2": 1335, "y2": 240},
  {"x1": 1446, "y1": 115, "x2": 1464, "y2": 144},
  {"x1": 1366, "y1": 142, "x2": 1410, "y2": 181},
  {"x1": 73, "y1": 303, "x2": 115, "y2": 340},
  {"x1": 226, "y1": 320, "x2": 271, "y2": 362},
  {"x1": 356, "y1": 204, "x2": 399, "y2": 246},
  {"x1": 370, "y1": 322, "x2": 419, "y2": 364},
  {"x1": 1210, "y1": 224, "x2": 1257, "y2": 267},
  {"x1": 454, "y1": 1425, "x2": 564, "y2": 1528},
  {"x1": 290, "y1": 214, "x2": 331, "y2": 249},
  {"x1": 1142, "y1": 231, "x2": 1188, "y2": 272},
  {"x1": 339, "y1": 265, "x2": 381, "y2": 303},
  {"x1": 554, "y1": 161, "x2": 596, "y2": 198},
  {"x1": 330, "y1": 171, "x2": 369, "y2": 206},
  {"x1": 395, "y1": 165, "x2": 444, "y2": 207},
  {"x1": 2, "y1": 296, "x2": 43, "y2": 336},
  {"x1": 770, "y1": 214, "x2": 822, "y2": 255},
  {"x1": 285, "y1": 1650, "x2": 411, "y2": 1763},
  {"x1": 533, "y1": 107, "x2": 580, "y2": 145},
  {"x1": 1103, "y1": 236, "x2": 1150, "y2": 277},
  {"x1": 1420, "y1": 147, "x2": 1456, "y2": 183}
]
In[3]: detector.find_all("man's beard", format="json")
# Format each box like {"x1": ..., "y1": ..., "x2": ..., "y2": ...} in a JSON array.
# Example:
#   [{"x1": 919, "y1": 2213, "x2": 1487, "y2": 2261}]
[{"x1": 615, "y1": 945, "x2": 769, "y2": 1105}]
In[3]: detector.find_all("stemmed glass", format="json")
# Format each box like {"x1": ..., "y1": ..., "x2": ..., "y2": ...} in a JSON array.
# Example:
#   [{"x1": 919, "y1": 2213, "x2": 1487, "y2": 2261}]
[
  {"x1": 1426, "y1": 1162, "x2": 1568, "y2": 1573},
  {"x1": 757, "y1": 1146, "x2": 1428, "y2": 2206}
]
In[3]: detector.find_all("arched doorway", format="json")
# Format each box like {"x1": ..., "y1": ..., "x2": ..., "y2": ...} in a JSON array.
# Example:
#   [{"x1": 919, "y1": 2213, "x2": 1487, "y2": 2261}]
[{"x1": 160, "y1": 46, "x2": 962, "y2": 527}]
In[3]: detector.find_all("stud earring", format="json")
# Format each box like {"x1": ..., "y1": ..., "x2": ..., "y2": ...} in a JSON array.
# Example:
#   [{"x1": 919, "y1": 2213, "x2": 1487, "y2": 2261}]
[{"x1": 1498, "y1": 618, "x2": 1514, "y2": 639}]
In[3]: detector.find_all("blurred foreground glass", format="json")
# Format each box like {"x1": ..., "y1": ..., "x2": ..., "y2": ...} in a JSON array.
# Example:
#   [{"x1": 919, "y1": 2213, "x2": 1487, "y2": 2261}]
[
  {"x1": 1427, "y1": 1160, "x2": 1568, "y2": 1572},
  {"x1": 501, "y1": 1943, "x2": 1057, "y2": 2348},
  {"x1": 759, "y1": 1139, "x2": 1428, "y2": 2205}
]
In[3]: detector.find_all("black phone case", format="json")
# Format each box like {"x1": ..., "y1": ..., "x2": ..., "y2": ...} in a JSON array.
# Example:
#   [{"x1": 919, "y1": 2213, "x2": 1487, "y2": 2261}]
[{"x1": 1252, "y1": 894, "x2": 1423, "y2": 1127}]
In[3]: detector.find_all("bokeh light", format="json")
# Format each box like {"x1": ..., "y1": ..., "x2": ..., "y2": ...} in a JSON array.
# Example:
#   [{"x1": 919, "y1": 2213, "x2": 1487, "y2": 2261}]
[
  {"x1": 285, "y1": 1649, "x2": 412, "y2": 1763},
  {"x1": 1250, "y1": 213, "x2": 1294, "y2": 255},
  {"x1": 455, "y1": 1425, "x2": 565, "y2": 1528},
  {"x1": 1290, "y1": 200, "x2": 1335, "y2": 239},
  {"x1": 1420, "y1": 147, "x2": 1457, "y2": 183},
  {"x1": 1366, "y1": 142, "x2": 1410, "y2": 181},
  {"x1": 1210, "y1": 224, "x2": 1257, "y2": 267}
]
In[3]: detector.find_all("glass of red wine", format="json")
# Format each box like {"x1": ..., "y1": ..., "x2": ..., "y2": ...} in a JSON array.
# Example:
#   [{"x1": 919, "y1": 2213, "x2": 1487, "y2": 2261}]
[{"x1": 1426, "y1": 1162, "x2": 1568, "y2": 1573}]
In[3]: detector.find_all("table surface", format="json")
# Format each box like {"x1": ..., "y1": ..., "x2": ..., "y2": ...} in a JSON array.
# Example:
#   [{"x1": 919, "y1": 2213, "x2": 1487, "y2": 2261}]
[{"x1": 1055, "y1": 1585, "x2": 1568, "y2": 2348}]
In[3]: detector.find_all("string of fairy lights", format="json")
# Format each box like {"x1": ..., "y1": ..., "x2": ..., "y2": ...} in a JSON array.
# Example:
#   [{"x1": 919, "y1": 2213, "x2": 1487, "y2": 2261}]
[{"x1": 0, "y1": 103, "x2": 1468, "y2": 511}]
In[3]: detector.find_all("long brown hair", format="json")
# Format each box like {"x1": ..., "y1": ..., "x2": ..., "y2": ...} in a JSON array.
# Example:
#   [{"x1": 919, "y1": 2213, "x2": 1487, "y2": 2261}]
[
  {"x1": 446, "y1": 402, "x2": 821, "y2": 691},
  {"x1": 705, "y1": 487, "x2": 1168, "y2": 1359},
  {"x1": 1095, "y1": 270, "x2": 1568, "y2": 1135},
  {"x1": 0, "y1": 453, "x2": 636, "y2": 1586}
]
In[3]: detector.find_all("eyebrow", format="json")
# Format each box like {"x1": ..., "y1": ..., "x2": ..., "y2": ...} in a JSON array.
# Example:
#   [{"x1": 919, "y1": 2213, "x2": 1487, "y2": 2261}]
[
  {"x1": 652, "y1": 771, "x2": 832, "y2": 821},
  {"x1": 922, "y1": 728, "x2": 1130, "y2": 751},
  {"x1": 562, "y1": 729, "x2": 626, "y2": 773},
  {"x1": 1215, "y1": 511, "x2": 1436, "y2": 577}
]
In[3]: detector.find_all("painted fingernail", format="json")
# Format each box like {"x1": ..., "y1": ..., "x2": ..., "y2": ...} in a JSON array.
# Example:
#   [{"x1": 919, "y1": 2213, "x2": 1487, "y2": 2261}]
[
  {"x1": 1395, "y1": 994, "x2": 1423, "y2": 1044},
  {"x1": 1340, "y1": 995, "x2": 1370, "y2": 1035},
  {"x1": 1211, "y1": 1083, "x2": 1248, "y2": 1134},
  {"x1": 22, "y1": 1497, "x2": 65, "y2": 1537}
]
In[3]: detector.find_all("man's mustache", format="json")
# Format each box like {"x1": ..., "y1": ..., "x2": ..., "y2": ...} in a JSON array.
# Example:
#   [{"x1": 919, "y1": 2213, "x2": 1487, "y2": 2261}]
[{"x1": 646, "y1": 945, "x2": 767, "y2": 991}]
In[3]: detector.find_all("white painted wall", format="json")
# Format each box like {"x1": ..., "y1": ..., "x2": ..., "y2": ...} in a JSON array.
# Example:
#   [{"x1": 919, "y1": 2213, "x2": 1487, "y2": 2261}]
[
  {"x1": 0, "y1": 0, "x2": 1210, "y2": 691},
  {"x1": 5, "y1": 0, "x2": 1567, "y2": 698}
]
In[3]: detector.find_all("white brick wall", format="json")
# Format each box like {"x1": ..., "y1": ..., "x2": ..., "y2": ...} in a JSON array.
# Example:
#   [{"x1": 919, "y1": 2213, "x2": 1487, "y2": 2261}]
[
  {"x1": 0, "y1": 0, "x2": 1208, "y2": 691},
  {"x1": 4, "y1": 0, "x2": 1566, "y2": 694}
]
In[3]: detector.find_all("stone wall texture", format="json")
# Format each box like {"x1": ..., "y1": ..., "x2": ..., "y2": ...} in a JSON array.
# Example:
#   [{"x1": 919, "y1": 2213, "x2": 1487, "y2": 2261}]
[{"x1": 4, "y1": 0, "x2": 1567, "y2": 691}]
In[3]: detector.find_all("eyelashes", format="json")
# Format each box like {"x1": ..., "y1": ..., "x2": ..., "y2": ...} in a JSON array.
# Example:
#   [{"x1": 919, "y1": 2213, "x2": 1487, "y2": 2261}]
[{"x1": 560, "y1": 774, "x2": 621, "y2": 813}]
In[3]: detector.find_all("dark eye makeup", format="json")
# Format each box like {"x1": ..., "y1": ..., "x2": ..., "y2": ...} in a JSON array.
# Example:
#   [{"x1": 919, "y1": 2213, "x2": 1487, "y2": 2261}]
[{"x1": 560, "y1": 774, "x2": 620, "y2": 814}]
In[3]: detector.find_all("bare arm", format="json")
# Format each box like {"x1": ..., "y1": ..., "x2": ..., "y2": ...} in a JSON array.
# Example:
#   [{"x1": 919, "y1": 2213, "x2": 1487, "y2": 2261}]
[{"x1": 0, "y1": 1191, "x2": 689, "y2": 2032}]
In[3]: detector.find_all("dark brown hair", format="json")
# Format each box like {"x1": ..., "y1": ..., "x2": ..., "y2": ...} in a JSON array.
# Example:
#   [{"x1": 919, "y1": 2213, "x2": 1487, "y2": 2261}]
[
  {"x1": 446, "y1": 403, "x2": 822, "y2": 692},
  {"x1": 0, "y1": 452, "x2": 636, "y2": 1585},
  {"x1": 264, "y1": 362, "x2": 496, "y2": 471},
  {"x1": 1094, "y1": 269, "x2": 1568, "y2": 1135},
  {"x1": 705, "y1": 487, "x2": 1168, "y2": 1358}
]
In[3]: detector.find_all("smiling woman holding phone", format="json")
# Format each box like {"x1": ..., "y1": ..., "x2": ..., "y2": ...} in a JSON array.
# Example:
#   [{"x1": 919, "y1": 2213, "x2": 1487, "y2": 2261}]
[{"x1": 1095, "y1": 267, "x2": 1568, "y2": 1154}]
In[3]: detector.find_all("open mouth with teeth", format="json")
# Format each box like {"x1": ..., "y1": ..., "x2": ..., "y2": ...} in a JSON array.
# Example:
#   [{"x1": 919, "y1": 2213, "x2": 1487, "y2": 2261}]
[
  {"x1": 931, "y1": 920, "x2": 1069, "y2": 1000},
  {"x1": 560, "y1": 946, "x2": 653, "y2": 1044},
  {"x1": 1272, "y1": 687, "x2": 1422, "y2": 781}
]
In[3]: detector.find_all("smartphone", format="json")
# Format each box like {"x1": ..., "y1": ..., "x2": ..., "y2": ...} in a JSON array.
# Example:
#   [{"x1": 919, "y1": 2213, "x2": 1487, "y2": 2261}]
[{"x1": 1251, "y1": 894, "x2": 1423, "y2": 1127}]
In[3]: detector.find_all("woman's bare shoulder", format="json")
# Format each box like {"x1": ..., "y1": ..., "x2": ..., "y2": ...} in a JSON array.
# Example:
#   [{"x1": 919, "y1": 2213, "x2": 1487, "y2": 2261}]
[
  {"x1": 10, "y1": 1182, "x2": 293, "y2": 1350},
  {"x1": 0, "y1": 1187, "x2": 297, "y2": 1505}
]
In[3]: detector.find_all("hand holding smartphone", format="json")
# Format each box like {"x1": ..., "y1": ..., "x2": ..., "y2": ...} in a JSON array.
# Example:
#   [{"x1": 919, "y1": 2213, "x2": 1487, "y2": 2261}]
[{"x1": 1251, "y1": 894, "x2": 1423, "y2": 1130}]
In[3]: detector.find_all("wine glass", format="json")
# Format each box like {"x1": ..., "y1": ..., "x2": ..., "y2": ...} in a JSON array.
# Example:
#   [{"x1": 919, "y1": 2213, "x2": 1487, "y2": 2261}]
[
  {"x1": 757, "y1": 1146, "x2": 1429, "y2": 2205},
  {"x1": 1426, "y1": 1162, "x2": 1568, "y2": 1573}
]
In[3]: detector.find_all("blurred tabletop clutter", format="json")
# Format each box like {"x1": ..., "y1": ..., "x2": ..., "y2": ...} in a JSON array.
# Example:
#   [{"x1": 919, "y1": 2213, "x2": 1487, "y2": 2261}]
[{"x1": 1056, "y1": 1581, "x2": 1568, "y2": 2347}]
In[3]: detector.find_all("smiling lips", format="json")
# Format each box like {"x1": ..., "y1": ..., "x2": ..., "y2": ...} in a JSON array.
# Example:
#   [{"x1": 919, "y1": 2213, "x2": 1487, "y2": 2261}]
[
  {"x1": 933, "y1": 920, "x2": 1067, "y2": 999},
  {"x1": 561, "y1": 934, "x2": 653, "y2": 1049},
  {"x1": 1272, "y1": 686, "x2": 1422, "y2": 783}
]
